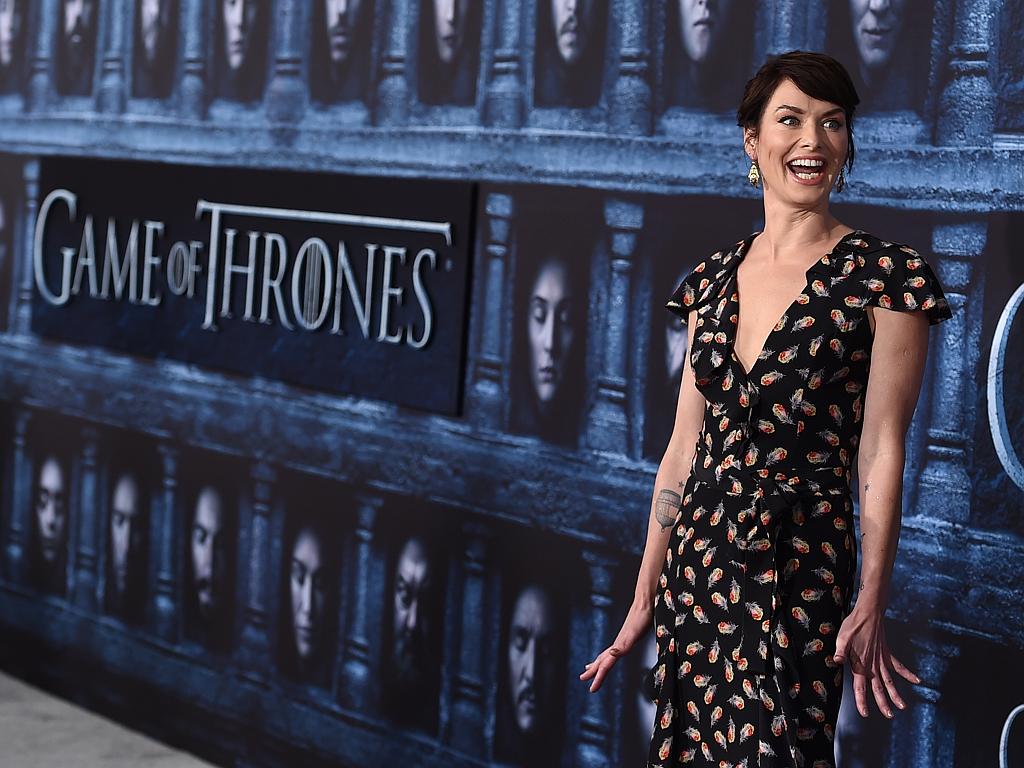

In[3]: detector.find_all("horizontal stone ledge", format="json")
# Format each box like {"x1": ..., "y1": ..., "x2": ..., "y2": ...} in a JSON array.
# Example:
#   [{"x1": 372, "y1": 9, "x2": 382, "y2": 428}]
[{"x1": 0, "y1": 118, "x2": 1019, "y2": 211}]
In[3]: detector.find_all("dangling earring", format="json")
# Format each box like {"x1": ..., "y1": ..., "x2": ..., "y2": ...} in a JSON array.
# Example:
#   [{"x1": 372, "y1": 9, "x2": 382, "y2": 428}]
[
  {"x1": 835, "y1": 167, "x2": 847, "y2": 193},
  {"x1": 747, "y1": 160, "x2": 760, "y2": 188}
]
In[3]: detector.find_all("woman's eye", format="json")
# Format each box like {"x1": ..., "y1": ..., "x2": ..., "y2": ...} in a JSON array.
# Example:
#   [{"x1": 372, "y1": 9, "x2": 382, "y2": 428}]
[{"x1": 779, "y1": 115, "x2": 844, "y2": 130}]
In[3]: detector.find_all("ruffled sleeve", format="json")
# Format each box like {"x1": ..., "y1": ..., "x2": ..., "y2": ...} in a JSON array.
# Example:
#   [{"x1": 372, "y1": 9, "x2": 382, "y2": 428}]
[
  {"x1": 664, "y1": 256, "x2": 718, "y2": 324},
  {"x1": 862, "y1": 243, "x2": 953, "y2": 326}
]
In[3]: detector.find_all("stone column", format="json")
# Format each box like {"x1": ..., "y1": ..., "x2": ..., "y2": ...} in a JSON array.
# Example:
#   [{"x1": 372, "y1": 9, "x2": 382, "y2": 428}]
[
  {"x1": 71, "y1": 426, "x2": 100, "y2": 611},
  {"x1": 375, "y1": 0, "x2": 410, "y2": 126},
  {"x1": 14, "y1": 161, "x2": 39, "y2": 335},
  {"x1": 575, "y1": 550, "x2": 617, "y2": 768},
  {"x1": 266, "y1": 0, "x2": 305, "y2": 125},
  {"x1": 337, "y1": 493, "x2": 384, "y2": 713},
  {"x1": 239, "y1": 462, "x2": 274, "y2": 674},
  {"x1": 179, "y1": 0, "x2": 207, "y2": 118},
  {"x1": 466, "y1": 191, "x2": 515, "y2": 429},
  {"x1": 449, "y1": 521, "x2": 493, "y2": 753},
  {"x1": 97, "y1": 0, "x2": 127, "y2": 113},
  {"x1": 609, "y1": 0, "x2": 651, "y2": 135},
  {"x1": 937, "y1": 0, "x2": 995, "y2": 145},
  {"x1": 482, "y1": 0, "x2": 524, "y2": 127},
  {"x1": 153, "y1": 443, "x2": 180, "y2": 641},
  {"x1": 4, "y1": 409, "x2": 32, "y2": 583},
  {"x1": 800, "y1": 1, "x2": 829, "y2": 52},
  {"x1": 915, "y1": 221, "x2": 982, "y2": 524},
  {"x1": 28, "y1": 0, "x2": 59, "y2": 110},
  {"x1": 767, "y1": 0, "x2": 809, "y2": 52},
  {"x1": 886, "y1": 635, "x2": 958, "y2": 765},
  {"x1": 585, "y1": 197, "x2": 641, "y2": 454}
]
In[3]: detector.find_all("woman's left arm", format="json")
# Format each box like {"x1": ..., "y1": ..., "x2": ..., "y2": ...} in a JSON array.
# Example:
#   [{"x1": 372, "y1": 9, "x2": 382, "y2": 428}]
[{"x1": 834, "y1": 306, "x2": 927, "y2": 718}]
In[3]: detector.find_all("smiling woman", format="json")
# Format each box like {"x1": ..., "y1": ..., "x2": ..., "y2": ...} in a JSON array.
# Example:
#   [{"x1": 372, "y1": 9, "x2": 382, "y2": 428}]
[{"x1": 580, "y1": 50, "x2": 954, "y2": 768}]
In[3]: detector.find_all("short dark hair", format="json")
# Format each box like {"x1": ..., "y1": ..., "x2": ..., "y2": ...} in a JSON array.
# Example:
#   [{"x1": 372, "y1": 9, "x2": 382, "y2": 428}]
[{"x1": 736, "y1": 50, "x2": 861, "y2": 175}]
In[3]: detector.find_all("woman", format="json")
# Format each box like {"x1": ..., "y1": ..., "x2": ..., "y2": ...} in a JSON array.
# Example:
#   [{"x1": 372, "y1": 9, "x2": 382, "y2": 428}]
[{"x1": 580, "y1": 50, "x2": 953, "y2": 766}]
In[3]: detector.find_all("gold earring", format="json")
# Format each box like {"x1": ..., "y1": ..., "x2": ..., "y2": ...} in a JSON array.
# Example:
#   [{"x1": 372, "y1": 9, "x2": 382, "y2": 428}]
[
  {"x1": 835, "y1": 167, "x2": 847, "y2": 193},
  {"x1": 747, "y1": 160, "x2": 760, "y2": 188}
]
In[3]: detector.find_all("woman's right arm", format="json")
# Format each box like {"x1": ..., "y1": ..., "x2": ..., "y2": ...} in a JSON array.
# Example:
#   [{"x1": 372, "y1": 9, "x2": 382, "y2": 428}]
[
  {"x1": 580, "y1": 307, "x2": 707, "y2": 692},
  {"x1": 631, "y1": 307, "x2": 706, "y2": 615}
]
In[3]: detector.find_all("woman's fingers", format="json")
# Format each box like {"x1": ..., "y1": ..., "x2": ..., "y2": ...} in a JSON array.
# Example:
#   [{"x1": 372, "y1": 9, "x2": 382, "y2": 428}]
[
  {"x1": 880, "y1": 655, "x2": 906, "y2": 711},
  {"x1": 833, "y1": 634, "x2": 848, "y2": 665},
  {"x1": 579, "y1": 648, "x2": 621, "y2": 691},
  {"x1": 578, "y1": 654, "x2": 602, "y2": 681},
  {"x1": 588, "y1": 655, "x2": 616, "y2": 693},
  {"x1": 870, "y1": 670, "x2": 893, "y2": 718},
  {"x1": 852, "y1": 670, "x2": 869, "y2": 717},
  {"x1": 889, "y1": 653, "x2": 922, "y2": 685}
]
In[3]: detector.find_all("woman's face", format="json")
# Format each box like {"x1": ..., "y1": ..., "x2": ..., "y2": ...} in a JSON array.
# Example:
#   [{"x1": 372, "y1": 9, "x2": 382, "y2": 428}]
[
  {"x1": 527, "y1": 257, "x2": 575, "y2": 405},
  {"x1": 745, "y1": 77, "x2": 849, "y2": 208}
]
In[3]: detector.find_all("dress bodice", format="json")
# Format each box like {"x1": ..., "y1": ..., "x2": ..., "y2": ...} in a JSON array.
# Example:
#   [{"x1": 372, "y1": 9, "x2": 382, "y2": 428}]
[{"x1": 666, "y1": 230, "x2": 953, "y2": 489}]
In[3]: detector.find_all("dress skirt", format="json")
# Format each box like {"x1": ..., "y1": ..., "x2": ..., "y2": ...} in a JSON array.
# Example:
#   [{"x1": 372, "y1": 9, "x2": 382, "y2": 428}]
[{"x1": 645, "y1": 448, "x2": 857, "y2": 768}]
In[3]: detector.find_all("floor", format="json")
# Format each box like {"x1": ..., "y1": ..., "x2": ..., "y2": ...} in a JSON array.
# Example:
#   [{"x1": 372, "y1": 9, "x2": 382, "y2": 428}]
[{"x1": 0, "y1": 672, "x2": 215, "y2": 767}]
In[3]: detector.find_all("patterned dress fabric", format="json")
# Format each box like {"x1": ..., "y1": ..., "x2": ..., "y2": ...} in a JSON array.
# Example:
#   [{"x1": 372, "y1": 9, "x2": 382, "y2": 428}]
[{"x1": 646, "y1": 230, "x2": 953, "y2": 767}]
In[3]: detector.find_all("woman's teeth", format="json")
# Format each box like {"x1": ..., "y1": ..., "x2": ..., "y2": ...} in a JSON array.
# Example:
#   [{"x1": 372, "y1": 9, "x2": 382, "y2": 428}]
[{"x1": 788, "y1": 160, "x2": 825, "y2": 180}]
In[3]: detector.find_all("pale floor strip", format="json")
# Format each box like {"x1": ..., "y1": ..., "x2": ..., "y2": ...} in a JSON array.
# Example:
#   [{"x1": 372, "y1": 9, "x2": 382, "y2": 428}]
[{"x1": 0, "y1": 672, "x2": 216, "y2": 768}]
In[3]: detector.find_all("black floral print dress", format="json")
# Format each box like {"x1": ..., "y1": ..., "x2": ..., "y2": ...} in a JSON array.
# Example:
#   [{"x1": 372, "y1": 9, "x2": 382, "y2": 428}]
[{"x1": 646, "y1": 230, "x2": 953, "y2": 767}]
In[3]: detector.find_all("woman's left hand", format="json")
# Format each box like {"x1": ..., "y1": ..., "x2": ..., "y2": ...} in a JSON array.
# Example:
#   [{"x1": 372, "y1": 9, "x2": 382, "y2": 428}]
[{"x1": 833, "y1": 604, "x2": 922, "y2": 719}]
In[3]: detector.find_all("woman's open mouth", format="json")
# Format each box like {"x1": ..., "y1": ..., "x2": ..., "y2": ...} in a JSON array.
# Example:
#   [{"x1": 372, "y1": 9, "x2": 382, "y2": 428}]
[{"x1": 787, "y1": 158, "x2": 826, "y2": 184}]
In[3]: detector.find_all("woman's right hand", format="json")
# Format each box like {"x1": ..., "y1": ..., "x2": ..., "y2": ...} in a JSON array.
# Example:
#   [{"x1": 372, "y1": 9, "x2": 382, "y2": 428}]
[{"x1": 579, "y1": 599, "x2": 654, "y2": 693}]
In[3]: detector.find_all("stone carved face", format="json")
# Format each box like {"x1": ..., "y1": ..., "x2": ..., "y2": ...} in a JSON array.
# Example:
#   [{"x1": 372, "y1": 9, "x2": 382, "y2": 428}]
[
  {"x1": 391, "y1": 536, "x2": 434, "y2": 689},
  {"x1": 548, "y1": 0, "x2": 594, "y2": 66},
  {"x1": 527, "y1": 256, "x2": 576, "y2": 407},
  {"x1": 35, "y1": 456, "x2": 67, "y2": 567},
  {"x1": 138, "y1": 0, "x2": 173, "y2": 65},
  {"x1": 506, "y1": 583, "x2": 554, "y2": 735},
  {"x1": 190, "y1": 485, "x2": 226, "y2": 620},
  {"x1": 323, "y1": 0, "x2": 365, "y2": 68},
  {"x1": 289, "y1": 525, "x2": 326, "y2": 662},
  {"x1": 676, "y1": 0, "x2": 732, "y2": 64},
  {"x1": 109, "y1": 473, "x2": 143, "y2": 600},
  {"x1": 222, "y1": 0, "x2": 259, "y2": 72},
  {"x1": 0, "y1": 0, "x2": 23, "y2": 68},
  {"x1": 60, "y1": 0, "x2": 97, "y2": 74},
  {"x1": 848, "y1": 0, "x2": 908, "y2": 74},
  {"x1": 431, "y1": 0, "x2": 469, "y2": 65}
]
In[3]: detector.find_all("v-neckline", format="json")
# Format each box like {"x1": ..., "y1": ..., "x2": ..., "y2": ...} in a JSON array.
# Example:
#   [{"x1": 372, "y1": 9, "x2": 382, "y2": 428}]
[{"x1": 730, "y1": 228, "x2": 863, "y2": 380}]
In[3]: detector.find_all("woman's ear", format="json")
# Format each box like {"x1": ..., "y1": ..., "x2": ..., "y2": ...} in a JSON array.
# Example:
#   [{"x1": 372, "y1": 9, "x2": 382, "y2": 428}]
[{"x1": 743, "y1": 128, "x2": 757, "y2": 162}]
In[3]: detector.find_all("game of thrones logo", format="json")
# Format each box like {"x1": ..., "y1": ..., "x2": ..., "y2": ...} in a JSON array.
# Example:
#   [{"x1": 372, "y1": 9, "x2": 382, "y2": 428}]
[{"x1": 31, "y1": 158, "x2": 476, "y2": 414}]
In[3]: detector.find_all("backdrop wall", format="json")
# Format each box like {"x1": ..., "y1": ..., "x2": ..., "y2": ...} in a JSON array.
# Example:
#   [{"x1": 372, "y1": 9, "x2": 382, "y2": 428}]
[{"x1": 0, "y1": 1, "x2": 1021, "y2": 767}]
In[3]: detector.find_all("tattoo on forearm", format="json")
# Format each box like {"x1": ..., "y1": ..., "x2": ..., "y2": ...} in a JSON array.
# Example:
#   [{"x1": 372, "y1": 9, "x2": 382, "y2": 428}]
[{"x1": 656, "y1": 489, "x2": 682, "y2": 531}]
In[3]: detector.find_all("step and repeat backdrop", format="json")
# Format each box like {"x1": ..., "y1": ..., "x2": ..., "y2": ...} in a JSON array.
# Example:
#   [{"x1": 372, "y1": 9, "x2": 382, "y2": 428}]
[{"x1": 0, "y1": 1, "x2": 1022, "y2": 767}]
